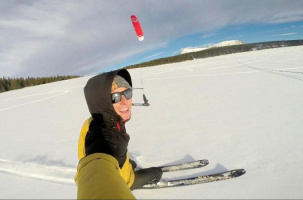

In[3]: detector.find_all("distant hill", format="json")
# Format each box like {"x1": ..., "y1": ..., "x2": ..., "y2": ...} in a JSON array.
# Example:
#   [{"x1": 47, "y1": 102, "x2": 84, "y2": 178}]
[
  {"x1": 124, "y1": 40, "x2": 303, "y2": 70},
  {"x1": 181, "y1": 40, "x2": 246, "y2": 54}
]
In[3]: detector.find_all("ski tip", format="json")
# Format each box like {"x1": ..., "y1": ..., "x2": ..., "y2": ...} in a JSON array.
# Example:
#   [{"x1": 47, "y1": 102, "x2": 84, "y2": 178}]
[
  {"x1": 231, "y1": 169, "x2": 246, "y2": 177},
  {"x1": 200, "y1": 159, "x2": 209, "y2": 165}
]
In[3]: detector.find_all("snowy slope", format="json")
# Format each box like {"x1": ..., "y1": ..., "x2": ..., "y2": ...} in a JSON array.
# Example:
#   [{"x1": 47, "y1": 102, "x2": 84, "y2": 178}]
[
  {"x1": 181, "y1": 40, "x2": 245, "y2": 54},
  {"x1": 0, "y1": 46, "x2": 303, "y2": 199}
]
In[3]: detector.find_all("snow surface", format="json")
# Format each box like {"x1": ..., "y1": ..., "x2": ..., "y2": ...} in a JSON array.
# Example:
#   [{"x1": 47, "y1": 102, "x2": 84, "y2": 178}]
[{"x1": 1, "y1": 46, "x2": 303, "y2": 199}]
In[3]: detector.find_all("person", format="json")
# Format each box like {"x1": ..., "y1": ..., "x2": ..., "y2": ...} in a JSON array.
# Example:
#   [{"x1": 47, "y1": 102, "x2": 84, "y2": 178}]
[{"x1": 75, "y1": 69, "x2": 162, "y2": 199}]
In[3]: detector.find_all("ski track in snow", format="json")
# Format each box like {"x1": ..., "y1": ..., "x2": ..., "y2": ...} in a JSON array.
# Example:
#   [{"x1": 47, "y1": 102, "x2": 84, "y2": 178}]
[
  {"x1": 147, "y1": 66, "x2": 303, "y2": 81},
  {"x1": 0, "y1": 90, "x2": 68, "y2": 101},
  {"x1": 0, "y1": 90, "x2": 70, "y2": 112},
  {"x1": 132, "y1": 55, "x2": 303, "y2": 81},
  {"x1": 0, "y1": 159, "x2": 76, "y2": 185},
  {"x1": 237, "y1": 62, "x2": 303, "y2": 82}
]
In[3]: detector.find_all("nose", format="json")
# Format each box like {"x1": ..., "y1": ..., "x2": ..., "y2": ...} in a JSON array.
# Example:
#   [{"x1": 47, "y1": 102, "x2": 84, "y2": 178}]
[{"x1": 120, "y1": 94, "x2": 127, "y2": 105}]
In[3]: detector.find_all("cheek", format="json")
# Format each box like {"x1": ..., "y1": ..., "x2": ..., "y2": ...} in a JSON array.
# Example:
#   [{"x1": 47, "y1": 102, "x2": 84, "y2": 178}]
[
  {"x1": 128, "y1": 99, "x2": 133, "y2": 109},
  {"x1": 113, "y1": 104, "x2": 119, "y2": 113}
]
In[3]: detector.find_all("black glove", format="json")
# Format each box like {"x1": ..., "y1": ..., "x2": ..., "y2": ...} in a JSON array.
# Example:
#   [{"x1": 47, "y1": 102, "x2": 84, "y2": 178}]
[
  {"x1": 130, "y1": 167, "x2": 163, "y2": 190},
  {"x1": 129, "y1": 159, "x2": 137, "y2": 170},
  {"x1": 85, "y1": 116, "x2": 130, "y2": 168}
]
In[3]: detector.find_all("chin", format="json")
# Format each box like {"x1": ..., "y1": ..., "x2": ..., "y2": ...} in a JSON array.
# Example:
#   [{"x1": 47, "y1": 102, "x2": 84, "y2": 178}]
[{"x1": 121, "y1": 114, "x2": 131, "y2": 122}]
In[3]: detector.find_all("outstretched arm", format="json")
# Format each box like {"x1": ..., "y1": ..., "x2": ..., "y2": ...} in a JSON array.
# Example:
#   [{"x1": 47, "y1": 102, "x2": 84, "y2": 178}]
[{"x1": 76, "y1": 153, "x2": 136, "y2": 199}]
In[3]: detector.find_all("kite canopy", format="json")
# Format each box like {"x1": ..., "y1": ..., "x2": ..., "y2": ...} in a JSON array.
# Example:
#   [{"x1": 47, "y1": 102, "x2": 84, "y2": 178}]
[{"x1": 130, "y1": 15, "x2": 144, "y2": 41}]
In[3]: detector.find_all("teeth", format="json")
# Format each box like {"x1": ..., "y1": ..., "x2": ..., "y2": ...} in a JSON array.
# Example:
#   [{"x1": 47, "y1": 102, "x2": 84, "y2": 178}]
[{"x1": 120, "y1": 108, "x2": 128, "y2": 112}]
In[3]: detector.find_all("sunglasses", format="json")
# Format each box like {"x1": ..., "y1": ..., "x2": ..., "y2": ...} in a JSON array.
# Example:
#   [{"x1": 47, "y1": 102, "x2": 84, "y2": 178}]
[{"x1": 111, "y1": 89, "x2": 133, "y2": 103}]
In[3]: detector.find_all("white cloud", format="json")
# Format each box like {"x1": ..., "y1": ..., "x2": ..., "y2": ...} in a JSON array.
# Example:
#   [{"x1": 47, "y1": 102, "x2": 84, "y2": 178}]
[
  {"x1": 274, "y1": 32, "x2": 297, "y2": 36},
  {"x1": 144, "y1": 52, "x2": 164, "y2": 60}
]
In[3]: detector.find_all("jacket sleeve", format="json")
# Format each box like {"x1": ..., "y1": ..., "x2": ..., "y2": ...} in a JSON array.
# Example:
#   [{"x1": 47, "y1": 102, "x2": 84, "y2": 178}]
[
  {"x1": 119, "y1": 152, "x2": 135, "y2": 187},
  {"x1": 75, "y1": 153, "x2": 136, "y2": 200},
  {"x1": 78, "y1": 117, "x2": 93, "y2": 160}
]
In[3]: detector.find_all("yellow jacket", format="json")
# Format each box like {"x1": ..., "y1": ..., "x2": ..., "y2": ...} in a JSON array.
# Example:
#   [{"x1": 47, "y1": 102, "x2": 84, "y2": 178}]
[
  {"x1": 75, "y1": 153, "x2": 136, "y2": 199},
  {"x1": 76, "y1": 117, "x2": 135, "y2": 188}
]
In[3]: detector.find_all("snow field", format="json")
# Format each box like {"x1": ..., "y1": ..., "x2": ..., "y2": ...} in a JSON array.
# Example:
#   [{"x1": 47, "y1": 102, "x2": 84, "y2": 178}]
[{"x1": 0, "y1": 46, "x2": 302, "y2": 198}]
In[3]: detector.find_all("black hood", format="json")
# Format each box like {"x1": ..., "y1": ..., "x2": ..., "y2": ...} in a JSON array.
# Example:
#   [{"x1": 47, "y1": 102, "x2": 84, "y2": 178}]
[{"x1": 84, "y1": 69, "x2": 132, "y2": 123}]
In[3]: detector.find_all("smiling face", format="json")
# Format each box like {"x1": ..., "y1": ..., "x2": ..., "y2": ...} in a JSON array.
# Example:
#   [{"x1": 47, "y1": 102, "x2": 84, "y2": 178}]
[{"x1": 112, "y1": 87, "x2": 132, "y2": 122}]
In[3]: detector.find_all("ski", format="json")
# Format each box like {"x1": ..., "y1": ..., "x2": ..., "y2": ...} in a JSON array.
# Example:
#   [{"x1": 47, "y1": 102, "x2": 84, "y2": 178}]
[
  {"x1": 142, "y1": 169, "x2": 246, "y2": 189},
  {"x1": 160, "y1": 159, "x2": 209, "y2": 172},
  {"x1": 132, "y1": 103, "x2": 150, "y2": 106}
]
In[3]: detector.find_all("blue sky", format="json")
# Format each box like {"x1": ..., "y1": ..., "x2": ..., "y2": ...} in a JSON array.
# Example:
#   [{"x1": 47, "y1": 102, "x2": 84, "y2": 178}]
[
  {"x1": 1, "y1": 0, "x2": 303, "y2": 77},
  {"x1": 110, "y1": 20, "x2": 303, "y2": 71}
]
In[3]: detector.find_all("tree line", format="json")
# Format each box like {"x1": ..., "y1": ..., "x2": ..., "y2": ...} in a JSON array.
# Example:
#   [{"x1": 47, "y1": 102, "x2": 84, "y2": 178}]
[
  {"x1": 124, "y1": 40, "x2": 303, "y2": 70},
  {"x1": 0, "y1": 75, "x2": 81, "y2": 93}
]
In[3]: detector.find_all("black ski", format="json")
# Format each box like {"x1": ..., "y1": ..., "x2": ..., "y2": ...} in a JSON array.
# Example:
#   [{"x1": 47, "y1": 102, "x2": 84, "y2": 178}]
[
  {"x1": 160, "y1": 159, "x2": 209, "y2": 172},
  {"x1": 132, "y1": 103, "x2": 150, "y2": 106},
  {"x1": 142, "y1": 169, "x2": 246, "y2": 189}
]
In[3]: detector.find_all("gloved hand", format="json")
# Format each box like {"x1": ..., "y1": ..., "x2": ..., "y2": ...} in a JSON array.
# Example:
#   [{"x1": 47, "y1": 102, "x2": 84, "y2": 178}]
[
  {"x1": 129, "y1": 159, "x2": 137, "y2": 170},
  {"x1": 85, "y1": 116, "x2": 130, "y2": 168},
  {"x1": 130, "y1": 167, "x2": 163, "y2": 190}
]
